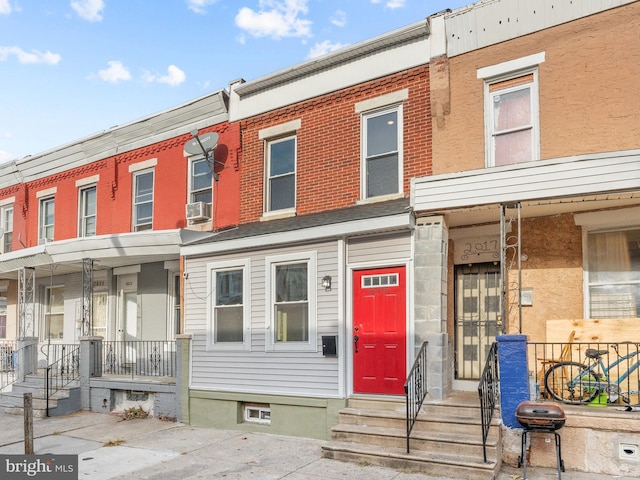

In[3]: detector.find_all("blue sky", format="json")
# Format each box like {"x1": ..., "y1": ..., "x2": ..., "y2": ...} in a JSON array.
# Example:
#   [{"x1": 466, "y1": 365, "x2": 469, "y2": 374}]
[{"x1": 0, "y1": 0, "x2": 471, "y2": 162}]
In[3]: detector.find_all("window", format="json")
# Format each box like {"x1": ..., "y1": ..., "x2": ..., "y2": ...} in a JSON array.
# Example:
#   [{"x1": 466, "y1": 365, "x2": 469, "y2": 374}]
[
  {"x1": 266, "y1": 136, "x2": 296, "y2": 212},
  {"x1": 79, "y1": 185, "x2": 97, "y2": 237},
  {"x1": 0, "y1": 294, "x2": 6, "y2": 338},
  {"x1": 265, "y1": 252, "x2": 317, "y2": 352},
  {"x1": 170, "y1": 272, "x2": 181, "y2": 336},
  {"x1": 39, "y1": 197, "x2": 55, "y2": 242},
  {"x1": 133, "y1": 170, "x2": 154, "y2": 231},
  {"x1": 190, "y1": 157, "x2": 213, "y2": 204},
  {"x1": 207, "y1": 260, "x2": 250, "y2": 350},
  {"x1": 1, "y1": 204, "x2": 12, "y2": 253},
  {"x1": 487, "y1": 74, "x2": 538, "y2": 166},
  {"x1": 362, "y1": 106, "x2": 402, "y2": 199},
  {"x1": 44, "y1": 285, "x2": 64, "y2": 340},
  {"x1": 587, "y1": 229, "x2": 640, "y2": 318}
]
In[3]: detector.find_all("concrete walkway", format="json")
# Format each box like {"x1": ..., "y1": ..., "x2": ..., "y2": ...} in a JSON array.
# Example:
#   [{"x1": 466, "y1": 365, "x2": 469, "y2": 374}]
[{"x1": 0, "y1": 410, "x2": 634, "y2": 479}]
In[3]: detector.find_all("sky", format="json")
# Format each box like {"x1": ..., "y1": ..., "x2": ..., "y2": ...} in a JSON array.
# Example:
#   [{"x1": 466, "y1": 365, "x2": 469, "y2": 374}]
[{"x1": 0, "y1": 0, "x2": 472, "y2": 163}]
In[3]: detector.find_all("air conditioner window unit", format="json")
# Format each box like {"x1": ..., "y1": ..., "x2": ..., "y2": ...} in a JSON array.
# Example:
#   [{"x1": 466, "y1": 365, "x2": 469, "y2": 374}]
[
  {"x1": 186, "y1": 202, "x2": 211, "y2": 221},
  {"x1": 38, "y1": 238, "x2": 52, "y2": 245}
]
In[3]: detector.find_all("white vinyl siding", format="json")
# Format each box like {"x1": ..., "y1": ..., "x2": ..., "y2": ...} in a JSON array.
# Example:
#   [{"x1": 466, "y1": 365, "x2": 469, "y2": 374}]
[
  {"x1": 347, "y1": 232, "x2": 412, "y2": 265},
  {"x1": 185, "y1": 241, "x2": 339, "y2": 397}
]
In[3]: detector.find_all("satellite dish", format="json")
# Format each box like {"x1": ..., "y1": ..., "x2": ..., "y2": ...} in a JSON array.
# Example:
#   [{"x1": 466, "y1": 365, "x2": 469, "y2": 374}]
[{"x1": 184, "y1": 132, "x2": 219, "y2": 156}]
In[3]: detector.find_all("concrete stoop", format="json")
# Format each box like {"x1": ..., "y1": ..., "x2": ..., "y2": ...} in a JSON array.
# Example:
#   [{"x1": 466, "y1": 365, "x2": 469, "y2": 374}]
[
  {"x1": 0, "y1": 373, "x2": 80, "y2": 417},
  {"x1": 322, "y1": 392, "x2": 502, "y2": 480}
]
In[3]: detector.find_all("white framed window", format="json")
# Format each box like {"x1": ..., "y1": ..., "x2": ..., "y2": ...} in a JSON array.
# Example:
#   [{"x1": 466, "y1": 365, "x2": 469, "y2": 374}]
[
  {"x1": 78, "y1": 185, "x2": 97, "y2": 237},
  {"x1": 586, "y1": 228, "x2": 640, "y2": 318},
  {"x1": 361, "y1": 105, "x2": 403, "y2": 199},
  {"x1": 39, "y1": 197, "x2": 55, "y2": 243},
  {"x1": 1, "y1": 204, "x2": 13, "y2": 253},
  {"x1": 43, "y1": 285, "x2": 64, "y2": 340},
  {"x1": 265, "y1": 251, "x2": 317, "y2": 352},
  {"x1": 168, "y1": 271, "x2": 181, "y2": 337},
  {"x1": 207, "y1": 259, "x2": 250, "y2": 350},
  {"x1": 133, "y1": 169, "x2": 154, "y2": 231},
  {"x1": 266, "y1": 136, "x2": 296, "y2": 213},
  {"x1": 189, "y1": 157, "x2": 213, "y2": 204},
  {"x1": 0, "y1": 292, "x2": 6, "y2": 338}
]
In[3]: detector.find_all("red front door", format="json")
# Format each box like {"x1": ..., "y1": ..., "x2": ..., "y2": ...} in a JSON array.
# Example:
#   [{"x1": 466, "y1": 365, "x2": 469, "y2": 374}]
[{"x1": 353, "y1": 266, "x2": 406, "y2": 395}]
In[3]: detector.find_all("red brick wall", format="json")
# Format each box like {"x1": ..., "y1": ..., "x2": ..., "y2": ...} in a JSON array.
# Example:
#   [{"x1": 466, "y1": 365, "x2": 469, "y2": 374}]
[
  {"x1": 0, "y1": 122, "x2": 240, "y2": 248},
  {"x1": 239, "y1": 65, "x2": 432, "y2": 223}
]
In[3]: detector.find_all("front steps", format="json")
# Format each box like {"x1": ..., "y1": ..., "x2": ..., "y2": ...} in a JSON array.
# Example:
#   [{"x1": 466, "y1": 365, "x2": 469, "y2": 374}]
[
  {"x1": 322, "y1": 391, "x2": 501, "y2": 480},
  {"x1": 0, "y1": 372, "x2": 80, "y2": 417}
]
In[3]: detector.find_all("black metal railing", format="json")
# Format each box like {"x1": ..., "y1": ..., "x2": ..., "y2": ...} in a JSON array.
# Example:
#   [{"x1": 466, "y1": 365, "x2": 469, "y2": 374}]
[
  {"x1": 40, "y1": 343, "x2": 79, "y2": 368},
  {"x1": 0, "y1": 342, "x2": 17, "y2": 393},
  {"x1": 478, "y1": 341, "x2": 499, "y2": 463},
  {"x1": 529, "y1": 340, "x2": 640, "y2": 406},
  {"x1": 46, "y1": 344, "x2": 80, "y2": 416},
  {"x1": 101, "y1": 341, "x2": 176, "y2": 377},
  {"x1": 404, "y1": 341, "x2": 428, "y2": 453}
]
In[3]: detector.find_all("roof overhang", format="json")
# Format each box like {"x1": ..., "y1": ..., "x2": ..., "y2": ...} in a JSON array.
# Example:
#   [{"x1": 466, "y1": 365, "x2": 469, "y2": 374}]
[{"x1": 0, "y1": 229, "x2": 197, "y2": 280}]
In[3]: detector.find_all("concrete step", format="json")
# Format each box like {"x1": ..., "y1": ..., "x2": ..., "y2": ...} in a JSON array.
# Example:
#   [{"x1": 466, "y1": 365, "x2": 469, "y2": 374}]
[
  {"x1": 322, "y1": 441, "x2": 499, "y2": 480},
  {"x1": 331, "y1": 423, "x2": 500, "y2": 459}
]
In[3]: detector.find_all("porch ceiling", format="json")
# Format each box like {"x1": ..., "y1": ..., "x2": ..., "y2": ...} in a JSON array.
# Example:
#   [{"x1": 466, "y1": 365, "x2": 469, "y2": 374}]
[
  {"x1": 0, "y1": 229, "x2": 188, "y2": 280},
  {"x1": 429, "y1": 191, "x2": 640, "y2": 227}
]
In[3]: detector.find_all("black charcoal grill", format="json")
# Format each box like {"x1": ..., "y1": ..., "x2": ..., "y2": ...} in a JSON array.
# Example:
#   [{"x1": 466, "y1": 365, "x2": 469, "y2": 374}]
[{"x1": 516, "y1": 401, "x2": 566, "y2": 479}]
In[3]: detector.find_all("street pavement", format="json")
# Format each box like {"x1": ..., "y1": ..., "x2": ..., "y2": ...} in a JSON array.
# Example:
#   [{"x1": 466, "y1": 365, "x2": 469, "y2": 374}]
[{"x1": 0, "y1": 410, "x2": 634, "y2": 480}]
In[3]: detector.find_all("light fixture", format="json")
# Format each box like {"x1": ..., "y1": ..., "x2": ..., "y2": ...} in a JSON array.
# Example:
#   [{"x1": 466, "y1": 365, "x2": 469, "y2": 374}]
[{"x1": 322, "y1": 275, "x2": 332, "y2": 291}]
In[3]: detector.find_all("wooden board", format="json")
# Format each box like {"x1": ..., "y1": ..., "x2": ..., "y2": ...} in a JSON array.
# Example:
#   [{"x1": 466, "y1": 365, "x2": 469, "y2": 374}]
[{"x1": 546, "y1": 318, "x2": 640, "y2": 344}]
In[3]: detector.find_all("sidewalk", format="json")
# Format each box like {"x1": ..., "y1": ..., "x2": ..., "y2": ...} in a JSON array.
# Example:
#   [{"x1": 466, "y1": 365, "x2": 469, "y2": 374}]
[{"x1": 0, "y1": 410, "x2": 633, "y2": 480}]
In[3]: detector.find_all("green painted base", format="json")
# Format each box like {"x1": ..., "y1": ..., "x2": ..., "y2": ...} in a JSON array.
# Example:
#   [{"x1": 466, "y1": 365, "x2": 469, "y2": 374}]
[{"x1": 188, "y1": 389, "x2": 346, "y2": 440}]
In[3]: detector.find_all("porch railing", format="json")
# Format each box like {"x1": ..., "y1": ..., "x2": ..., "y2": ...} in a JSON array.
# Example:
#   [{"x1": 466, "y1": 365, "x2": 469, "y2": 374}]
[
  {"x1": 40, "y1": 343, "x2": 79, "y2": 368},
  {"x1": 45, "y1": 344, "x2": 80, "y2": 416},
  {"x1": 478, "y1": 341, "x2": 499, "y2": 463},
  {"x1": 528, "y1": 340, "x2": 640, "y2": 406},
  {"x1": 0, "y1": 341, "x2": 17, "y2": 393},
  {"x1": 404, "y1": 341, "x2": 428, "y2": 454},
  {"x1": 101, "y1": 340, "x2": 176, "y2": 377}
]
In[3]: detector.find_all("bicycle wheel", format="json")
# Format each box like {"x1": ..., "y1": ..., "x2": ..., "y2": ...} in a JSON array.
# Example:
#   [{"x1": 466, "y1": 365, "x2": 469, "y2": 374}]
[{"x1": 544, "y1": 361, "x2": 601, "y2": 404}]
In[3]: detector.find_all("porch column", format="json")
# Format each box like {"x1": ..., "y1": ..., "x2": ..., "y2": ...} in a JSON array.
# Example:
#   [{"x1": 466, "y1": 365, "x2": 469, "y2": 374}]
[
  {"x1": 175, "y1": 334, "x2": 191, "y2": 423},
  {"x1": 16, "y1": 337, "x2": 38, "y2": 379},
  {"x1": 496, "y1": 334, "x2": 529, "y2": 428},
  {"x1": 79, "y1": 336, "x2": 103, "y2": 410},
  {"x1": 413, "y1": 215, "x2": 451, "y2": 400}
]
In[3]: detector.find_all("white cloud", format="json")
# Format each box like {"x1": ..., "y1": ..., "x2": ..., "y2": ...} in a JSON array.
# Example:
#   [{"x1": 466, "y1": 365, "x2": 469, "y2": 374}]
[
  {"x1": 142, "y1": 65, "x2": 186, "y2": 86},
  {"x1": 306, "y1": 40, "x2": 347, "y2": 59},
  {"x1": 330, "y1": 10, "x2": 346, "y2": 27},
  {"x1": 0, "y1": 46, "x2": 61, "y2": 65},
  {"x1": 0, "y1": 0, "x2": 11, "y2": 15},
  {"x1": 0, "y1": 150, "x2": 17, "y2": 163},
  {"x1": 98, "y1": 61, "x2": 131, "y2": 83},
  {"x1": 158, "y1": 65, "x2": 186, "y2": 86},
  {"x1": 71, "y1": 0, "x2": 104, "y2": 21},
  {"x1": 186, "y1": 0, "x2": 218, "y2": 15},
  {"x1": 235, "y1": 0, "x2": 312, "y2": 39},
  {"x1": 370, "y1": 0, "x2": 405, "y2": 8}
]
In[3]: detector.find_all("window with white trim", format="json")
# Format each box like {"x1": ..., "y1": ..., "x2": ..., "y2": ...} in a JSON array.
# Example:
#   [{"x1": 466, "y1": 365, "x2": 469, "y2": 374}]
[
  {"x1": 189, "y1": 157, "x2": 213, "y2": 204},
  {"x1": 1, "y1": 204, "x2": 12, "y2": 253},
  {"x1": 587, "y1": 228, "x2": 640, "y2": 318},
  {"x1": 207, "y1": 259, "x2": 250, "y2": 350},
  {"x1": 43, "y1": 285, "x2": 64, "y2": 340},
  {"x1": 133, "y1": 169, "x2": 154, "y2": 231},
  {"x1": 78, "y1": 185, "x2": 97, "y2": 237},
  {"x1": 39, "y1": 197, "x2": 55, "y2": 243},
  {"x1": 0, "y1": 293, "x2": 6, "y2": 338},
  {"x1": 362, "y1": 105, "x2": 402, "y2": 199},
  {"x1": 266, "y1": 136, "x2": 296, "y2": 212},
  {"x1": 265, "y1": 252, "x2": 316, "y2": 352}
]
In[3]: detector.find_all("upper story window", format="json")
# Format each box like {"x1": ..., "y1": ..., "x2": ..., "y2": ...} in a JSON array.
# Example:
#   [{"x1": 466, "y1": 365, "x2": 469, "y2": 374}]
[
  {"x1": 79, "y1": 185, "x2": 97, "y2": 237},
  {"x1": 133, "y1": 169, "x2": 154, "y2": 231},
  {"x1": 1, "y1": 204, "x2": 13, "y2": 253},
  {"x1": 265, "y1": 251, "x2": 317, "y2": 352},
  {"x1": 587, "y1": 228, "x2": 640, "y2": 318},
  {"x1": 39, "y1": 197, "x2": 55, "y2": 243},
  {"x1": 267, "y1": 136, "x2": 296, "y2": 212},
  {"x1": 362, "y1": 106, "x2": 403, "y2": 199},
  {"x1": 478, "y1": 52, "x2": 544, "y2": 167},
  {"x1": 190, "y1": 157, "x2": 213, "y2": 204},
  {"x1": 207, "y1": 259, "x2": 250, "y2": 350}
]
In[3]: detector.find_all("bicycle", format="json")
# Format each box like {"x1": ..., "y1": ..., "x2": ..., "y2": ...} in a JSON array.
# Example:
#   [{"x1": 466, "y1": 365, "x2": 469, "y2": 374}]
[{"x1": 543, "y1": 342, "x2": 640, "y2": 405}]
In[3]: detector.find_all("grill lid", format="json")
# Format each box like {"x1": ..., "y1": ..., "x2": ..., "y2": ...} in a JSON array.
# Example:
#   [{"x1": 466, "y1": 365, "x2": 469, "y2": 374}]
[{"x1": 516, "y1": 401, "x2": 566, "y2": 431}]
